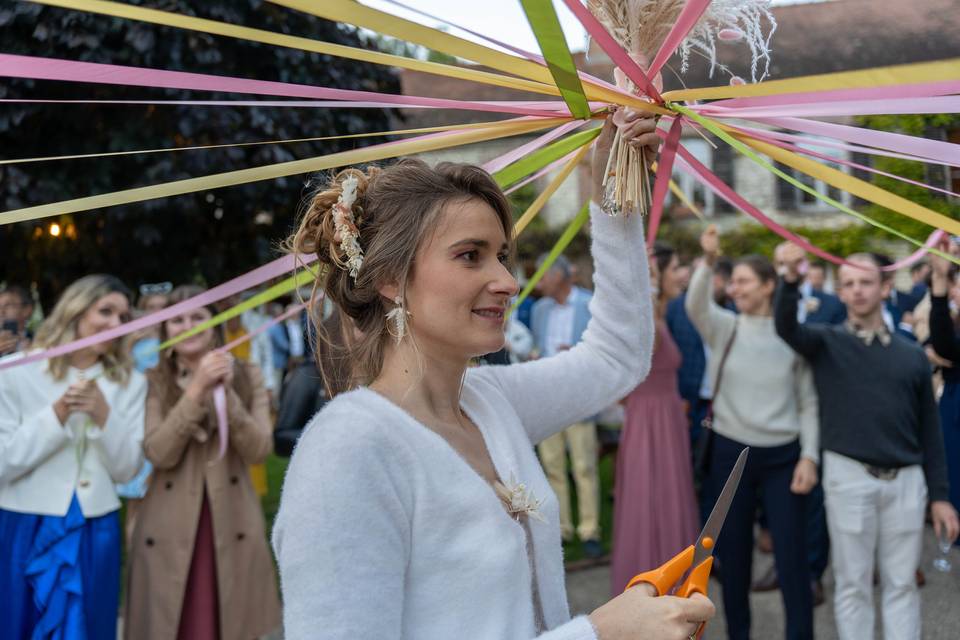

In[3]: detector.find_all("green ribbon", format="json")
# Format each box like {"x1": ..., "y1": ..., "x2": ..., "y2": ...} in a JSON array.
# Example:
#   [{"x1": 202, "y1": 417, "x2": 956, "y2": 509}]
[
  {"x1": 672, "y1": 104, "x2": 956, "y2": 262},
  {"x1": 494, "y1": 127, "x2": 601, "y2": 189},
  {"x1": 155, "y1": 267, "x2": 318, "y2": 351},
  {"x1": 509, "y1": 200, "x2": 590, "y2": 316},
  {"x1": 519, "y1": 0, "x2": 591, "y2": 120}
]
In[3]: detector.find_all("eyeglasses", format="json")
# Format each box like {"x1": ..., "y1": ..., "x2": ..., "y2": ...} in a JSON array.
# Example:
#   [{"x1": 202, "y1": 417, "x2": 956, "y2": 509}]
[{"x1": 139, "y1": 282, "x2": 173, "y2": 296}]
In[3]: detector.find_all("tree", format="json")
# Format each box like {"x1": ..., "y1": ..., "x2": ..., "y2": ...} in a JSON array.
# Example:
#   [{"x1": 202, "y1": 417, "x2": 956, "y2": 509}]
[{"x1": 0, "y1": 1, "x2": 401, "y2": 306}]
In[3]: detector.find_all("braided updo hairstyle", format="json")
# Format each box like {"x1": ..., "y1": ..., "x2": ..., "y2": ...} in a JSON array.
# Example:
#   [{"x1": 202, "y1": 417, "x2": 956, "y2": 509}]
[{"x1": 288, "y1": 158, "x2": 514, "y2": 392}]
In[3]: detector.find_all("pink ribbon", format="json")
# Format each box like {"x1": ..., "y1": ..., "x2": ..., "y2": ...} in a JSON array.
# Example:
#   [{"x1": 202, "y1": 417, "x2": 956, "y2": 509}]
[
  {"x1": 0, "y1": 254, "x2": 316, "y2": 372},
  {"x1": 647, "y1": 117, "x2": 684, "y2": 245},
  {"x1": 482, "y1": 120, "x2": 587, "y2": 174},
  {"x1": 209, "y1": 302, "x2": 307, "y2": 461},
  {"x1": 747, "y1": 116, "x2": 960, "y2": 167},
  {"x1": 0, "y1": 54, "x2": 568, "y2": 118},
  {"x1": 503, "y1": 151, "x2": 578, "y2": 195},
  {"x1": 699, "y1": 95, "x2": 960, "y2": 119},
  {"x1": 704, "y1": 79, "x2": 960, "y2": 110},
  {"x1": 646, "y1": 0, "x2": 713, "y2": 80},
  {"x1": 670, "y1": 137, "x2": 943, "y2": 271},
  {"x1": 732, "y1": 126, "x2": 960, "y2": 200},
  {"x1": 729, "y1": 123, "x2": 960, "y2": 168}
]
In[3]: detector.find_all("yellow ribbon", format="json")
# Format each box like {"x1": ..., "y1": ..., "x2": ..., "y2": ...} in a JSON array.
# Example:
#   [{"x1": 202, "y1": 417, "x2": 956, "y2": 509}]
[
  {"x1": 732, "y1": 131, "x2": 960, "y2": 237},
  {"x1": 513, "y1": 141, "x2": 594, "y2": 235},
  {"x1": 0, "y1": 117, "x2": 570, "y2": 225},
  {"x1": 27, "y1": 0, "x2": 559, "y2": 96},
  {"x1": 266, "y1": 0, "x2": 669, "y2": 115},
  {"x1": 668, "y1": 180, "x2": 705, "y2": 221},
  {"x1": 664, "y1": 58, "x2": 960, "y2": 102}
]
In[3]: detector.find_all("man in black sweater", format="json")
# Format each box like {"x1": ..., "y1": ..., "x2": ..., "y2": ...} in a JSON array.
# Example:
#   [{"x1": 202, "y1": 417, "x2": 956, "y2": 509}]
[{"x1": 774, "y1": 243, "x2": 958, "y2": 640}]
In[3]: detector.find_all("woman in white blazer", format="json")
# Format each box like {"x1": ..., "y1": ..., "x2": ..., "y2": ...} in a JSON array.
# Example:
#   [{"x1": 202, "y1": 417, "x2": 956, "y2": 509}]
[{"x1": 0, "y1": 274, "x2": 147, "y2": 640}]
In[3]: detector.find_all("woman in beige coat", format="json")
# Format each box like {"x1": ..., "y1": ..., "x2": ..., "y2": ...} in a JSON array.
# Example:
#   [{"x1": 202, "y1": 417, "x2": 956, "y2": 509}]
[{"x1": 125, "y1": 286, "x2": 280, "y2": 640}]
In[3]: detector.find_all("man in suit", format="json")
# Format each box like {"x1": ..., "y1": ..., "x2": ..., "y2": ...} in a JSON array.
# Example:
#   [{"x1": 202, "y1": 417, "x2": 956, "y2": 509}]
[
  {"x1": 874, "y1": 253, "x2": 921, "y2": 340},
  {"x1": 531, "y1": 254, "x2": 603, "y2": 558},
  {"x1": 910, "y1": 261, "x2": 931, "y2": 299}
]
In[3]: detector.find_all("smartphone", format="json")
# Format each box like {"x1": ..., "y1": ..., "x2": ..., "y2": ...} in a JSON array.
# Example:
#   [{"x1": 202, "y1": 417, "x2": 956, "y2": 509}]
[{"x1": 1, "y1": 319, "x2": 18, "y2": 334}]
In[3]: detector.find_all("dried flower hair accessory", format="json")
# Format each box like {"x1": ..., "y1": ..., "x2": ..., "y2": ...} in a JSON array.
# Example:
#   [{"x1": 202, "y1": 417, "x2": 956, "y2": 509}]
[{"x1": 331, "y1": 174, "x2": 364, "y2": 280}]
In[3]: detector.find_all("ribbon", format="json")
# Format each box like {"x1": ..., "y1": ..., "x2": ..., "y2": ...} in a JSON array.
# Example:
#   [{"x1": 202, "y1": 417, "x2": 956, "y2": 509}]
[
  {"x1": 379, "y1": 0, "x2": 628, "y2": 97},
  {"x1": 1, "y1": 116, "x2": 569, "y2": 225},
  {"x1": 700, "y1": 95, "x2": 960, "y2": 119},
  {"x1": 561, "y1": 0, "x2": 662, "y2": 103},
  {"x1": 509, "y1": 201, "x2": 591, "y2": 315},
  {"x1": 730, "y1": 125, "x2": 960, "y2": 200},
  {"x1": 26, "y1": 0, "x2": 558, "y2": 96},
  {"x1": 647, "y1": 117, "x2": 684, "y2": 245},
  {"x1": 208, "y1": 302, "x2": 307, "y2": 461},
  {"x1": 482, "y1": 120, "x2": 587, "y2": 174},
  {"x1": 665, "y1": 120, "x2": 960, "y2": 267},
  {"x1": 0, "y1": 121, "x2": 512, "y2": 167},
  {"x1": 702, "y1": 79, "x2": 960, "y2": 110},
  {"x1": 520, "y1": 0, "x2": 592, "y2": 119},
  {"x1": 0, "y1": 254, "x2": 316, "y2": 371},
  {"x1": 728, "y1": 123, "x2": 960, "y2": 169},
  {"x1": 730, "y1": 129, "x2": 960, "y2": 237},
  {"x1": 663, "y1": 57, "x2": 960, "y2": 102},
  {"x1": 513, "y1": 142, "x2": 594, "y2": 235},
  {"x1": 0, "y1": 54, "x2": 564, "y2": 119},
  {"x1": 646, "y1": 0, "x2": 713, "y2": 80},
  {"x1": 676, "y1": 149, "x2": 946, "y2": 271},
  {"x1": 504, "y1": 151, "x2": 578, "y2": 195},
  {"x1": 267, "y1": 0, "x2": 639, "y2": 110},
  {"x1": 494, "y1": 127, "x2": 602, "y2": 189},
  {"x1": 673, "y1": 105, "x2": 960, "y2": 253},
  {"x1": 745, "y1": 116, "x2": 960, "y2": 167}
]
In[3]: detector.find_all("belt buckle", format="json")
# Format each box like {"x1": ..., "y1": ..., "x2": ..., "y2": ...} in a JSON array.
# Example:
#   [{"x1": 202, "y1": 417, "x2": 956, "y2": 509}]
[{"x1": 865, "y1": 464, "x2": 898, "y2": 481}]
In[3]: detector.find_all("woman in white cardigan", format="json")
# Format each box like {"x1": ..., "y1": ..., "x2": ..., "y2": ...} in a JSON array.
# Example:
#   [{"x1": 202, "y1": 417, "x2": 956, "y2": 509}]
[
  {"x1": 274, "y1": 116, "x2": 715, "y2": 640},
  {"x1": 685, "y1": 226, "x2": 818, "y2": 640},
  {"x1": 0, "y1": 274, "x2": 146, "y2": 639}
]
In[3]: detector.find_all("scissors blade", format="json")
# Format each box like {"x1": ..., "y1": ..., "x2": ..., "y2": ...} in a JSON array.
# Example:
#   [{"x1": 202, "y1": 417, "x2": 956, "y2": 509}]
[{"x1": 692, "y1": 447, "x2": 749, "y2": 567}]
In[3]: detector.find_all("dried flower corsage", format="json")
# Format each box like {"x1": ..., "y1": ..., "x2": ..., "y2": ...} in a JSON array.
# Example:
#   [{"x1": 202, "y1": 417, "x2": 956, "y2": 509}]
[
  {"x1": 331, "y1": 174, "x2": 364, "y2": 280},
  {"x1": 495, "y1": 473, "x2": 546, "y2": 523}
]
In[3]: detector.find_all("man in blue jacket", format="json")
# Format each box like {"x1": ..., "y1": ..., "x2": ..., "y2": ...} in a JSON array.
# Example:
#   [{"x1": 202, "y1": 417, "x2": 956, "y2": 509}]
[{"x1": 531, "y1": 254, "x2": 603, "y2": 558}]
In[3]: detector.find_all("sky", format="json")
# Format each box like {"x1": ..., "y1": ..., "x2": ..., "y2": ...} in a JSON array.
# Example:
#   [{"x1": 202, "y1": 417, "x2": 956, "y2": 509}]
[{"x1": 362, "y1": 0, "x2": 831, "y2": 55}]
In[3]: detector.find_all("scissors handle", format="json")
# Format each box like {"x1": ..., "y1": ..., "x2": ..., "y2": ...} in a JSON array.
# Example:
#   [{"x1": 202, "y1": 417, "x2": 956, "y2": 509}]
[
  {"x1": 676, "y1": 556, "x2": 712, "y2": 598},
  {"x1": 624, "y1": 545, "x2": 695, "y2": 595}
]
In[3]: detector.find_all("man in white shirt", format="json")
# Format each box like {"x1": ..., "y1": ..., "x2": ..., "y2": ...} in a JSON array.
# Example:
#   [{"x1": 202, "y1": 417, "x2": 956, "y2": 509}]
[{"x1": 530, "y1": 255, "x2": 603, "y2": 558}]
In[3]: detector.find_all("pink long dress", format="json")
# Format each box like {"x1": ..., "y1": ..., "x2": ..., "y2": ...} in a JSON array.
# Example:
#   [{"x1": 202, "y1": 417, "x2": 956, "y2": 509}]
[{"x1": 610, "y1": 321, "x2": 700, "y2": 595}]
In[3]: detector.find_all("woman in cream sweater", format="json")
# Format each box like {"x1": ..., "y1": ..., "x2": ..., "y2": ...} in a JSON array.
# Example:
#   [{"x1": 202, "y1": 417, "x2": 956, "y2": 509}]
[{"x1": 686, "y1": 226, "x2": 819, "y2": 640}]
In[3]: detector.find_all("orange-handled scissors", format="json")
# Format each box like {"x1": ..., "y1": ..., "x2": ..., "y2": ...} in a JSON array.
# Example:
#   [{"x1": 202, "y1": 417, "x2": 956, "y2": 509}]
[{"x1": 624, "y1": 447, "x2": 749, "y2": 638}]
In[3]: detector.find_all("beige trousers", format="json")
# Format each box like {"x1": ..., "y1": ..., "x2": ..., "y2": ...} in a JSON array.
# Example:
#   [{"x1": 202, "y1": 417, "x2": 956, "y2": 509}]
[{"x1": 537, "y1": 421, "x2": 600, "y2": 541}]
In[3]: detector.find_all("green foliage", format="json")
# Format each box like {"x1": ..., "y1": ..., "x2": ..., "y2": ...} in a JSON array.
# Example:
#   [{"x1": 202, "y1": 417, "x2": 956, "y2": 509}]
[
  {"x1": 0, "y1": 2, "x2": 400, "y2": 306},
  {"x1": 658, "y1": 219, "x2": 876, "y2": 262}
]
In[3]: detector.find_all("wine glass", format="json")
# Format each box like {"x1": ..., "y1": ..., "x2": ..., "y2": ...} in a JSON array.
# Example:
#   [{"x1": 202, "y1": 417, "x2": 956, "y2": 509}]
[{"x1": 933, "y1": 528, "x2": 953, "y2": 573}]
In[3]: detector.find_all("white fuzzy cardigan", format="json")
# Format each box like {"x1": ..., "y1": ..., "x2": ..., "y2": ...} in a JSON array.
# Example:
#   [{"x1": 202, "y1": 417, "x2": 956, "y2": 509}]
[{"x1": 272, "y1": 203, "x2": 654, "y2": 639}]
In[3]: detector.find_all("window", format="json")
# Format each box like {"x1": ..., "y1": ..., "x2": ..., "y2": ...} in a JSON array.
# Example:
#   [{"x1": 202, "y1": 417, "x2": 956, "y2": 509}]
[
  {"x1": 663, "y1": 137, "x2": 741, "y2": 216},
  {"x1": 774, "y1": 136, "x2": 848, "y2": 212}
]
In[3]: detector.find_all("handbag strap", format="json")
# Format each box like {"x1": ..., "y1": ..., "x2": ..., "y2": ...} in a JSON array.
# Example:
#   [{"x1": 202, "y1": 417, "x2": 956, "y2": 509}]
[{"x1": 703, "y1": 319, "x2": 738, "y2": 428}]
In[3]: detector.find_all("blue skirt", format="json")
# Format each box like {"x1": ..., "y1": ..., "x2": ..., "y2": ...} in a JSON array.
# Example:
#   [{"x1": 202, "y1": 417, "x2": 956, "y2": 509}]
[{"x1": 0, "y1": 494, "x2": 120, "y2": 640}]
